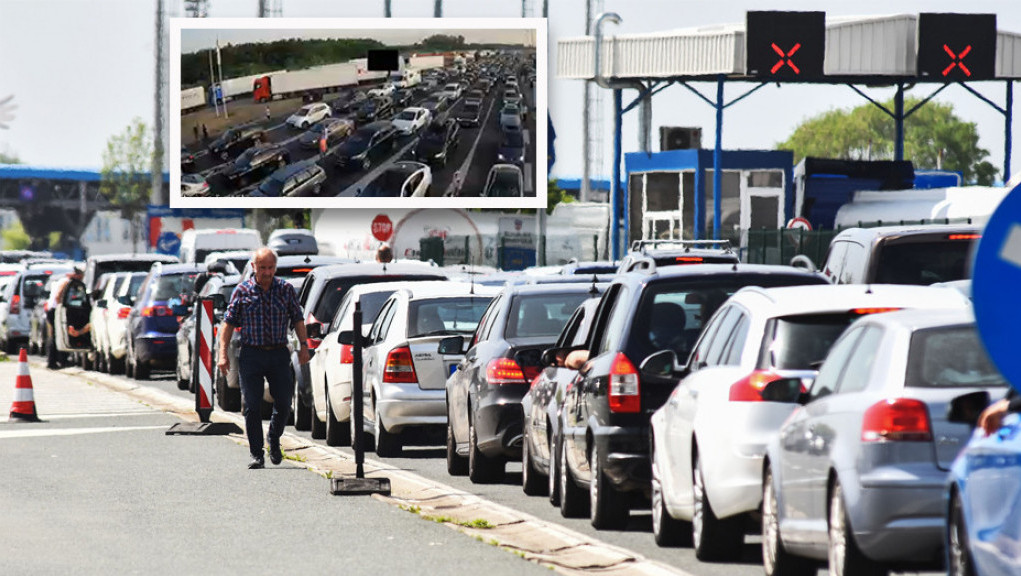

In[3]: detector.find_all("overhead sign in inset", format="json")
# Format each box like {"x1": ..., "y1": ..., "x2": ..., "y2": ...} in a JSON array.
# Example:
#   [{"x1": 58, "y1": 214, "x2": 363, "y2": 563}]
[
  {"x1": 917, "y1": 13, "x2": 997, "y2": 81},
  {"x1": 746, "y1": 11, "x2": 826, "y2": 80}
]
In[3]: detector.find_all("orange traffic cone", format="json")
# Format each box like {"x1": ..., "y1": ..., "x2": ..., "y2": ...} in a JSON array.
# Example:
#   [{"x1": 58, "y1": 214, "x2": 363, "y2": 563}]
[{"x1": 9, "y1": 348, "x2": 40, "y2": 422}]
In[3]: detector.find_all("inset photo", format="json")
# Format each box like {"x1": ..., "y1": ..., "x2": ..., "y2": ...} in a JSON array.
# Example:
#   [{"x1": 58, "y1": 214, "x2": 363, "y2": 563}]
[{"x1": 170, "y1": 18, "x2": 546, "y2": 209}]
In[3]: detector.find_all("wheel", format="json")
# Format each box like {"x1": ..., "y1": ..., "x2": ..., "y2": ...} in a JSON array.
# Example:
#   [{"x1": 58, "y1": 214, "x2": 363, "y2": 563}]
[
  {"x1": 176, "y1": 361, "x2": 189, "y2": 390},
  {"x1": 446, "y1": 420, "x2": 468, "y2": 476},
  {"x1": 374, "y1": 406, "x2": 402, "y2": 457},
  {"x1": 762, "y1": 466, "x2": 815, "y2": 575},
  {"x1": 559, "y1": 435, "x2": 589, "y2": 518},
  {"x1": 124, "y1": 349, "x2": 134, "y2": 378},
  {"x1": 590, "y1": 442, "x2": 629, "y2": 529},
  {"x1": 325, "y1": 391, "x2": 351, "y2": 447},
  {"x1": 548, "y1": 432, "x2": 561, "y2": 507},
  {"x1": 468, "y1": 417, "x2": 502, "y2": 484},
  {"x1": 652, "y1": 444, "x2": 691, "y2": 547},
  {"x1": 292, "y1": 386, "x2": 312, "y2": 432},
  {"x1": 134, "y1": 356, "x2": 149, "y2": 380},
  {"x1": 948, "y1": 490, "x2": 976, "y2": 576},
  {"x1": 310, "y1": 400, "x2": 326, "y2": 440},
  {"x1": 692, "y1": 453, "x2": 743, "y2": 561},
  {"x1": 828, "y1": 481, "x2": 887, "y2": 576},
  {"x1": 521, "y1": 433, "x2": 546, "y2": 496}
]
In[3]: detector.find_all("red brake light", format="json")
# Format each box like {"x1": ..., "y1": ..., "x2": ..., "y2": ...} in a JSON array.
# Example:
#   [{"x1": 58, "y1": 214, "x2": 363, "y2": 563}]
[
  {"x1": 141, "y1": 305, "x2": 172, "y2": 317},
  {"x1": 861, "y1": 398, "x2": 932, "y2": 442},
  {"x1": 850, "y1": 307, "x2": 902, "y2": 315},
  {"x1": 487, "y1": 357, "x2": 527, "y2": 385},
  {"x1": 383, "y1": 346, "x2": 418, "y2": 383},
  {"x1": 9, "y1": 294, "x2": 20, "y2": 315},
  {"x1": 609, "y1": 352, "x2": 640, "y2": 413},
  {"x1": 216, "y1": 230, "x2": 237, "y2": 234},
  {"x1": 0, "y1": 271, "x2": 17, "y2": 276},
  {"x1": 729, "y1": 370, "x2": 787, "y2": 402},
  {"x1": 118, "y1": 307, "x2": 131, "y2": 319},
  {"x1": 675, "y1": 256, "x2": 704, "y2": 263},
  {"x1": 290, "y1": 268, "x2": 313, "y2": 274},
  {"x1": 948, "y1": 234, "x2": 981, "y2": 241}
]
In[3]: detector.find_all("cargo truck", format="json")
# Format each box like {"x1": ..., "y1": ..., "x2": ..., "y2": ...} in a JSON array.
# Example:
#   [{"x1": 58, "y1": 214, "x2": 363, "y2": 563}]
[
  {"x1": 181, "y1": 86, "x2": 205, "y2": 112},
  {"x1": 252, "y1": 63, "x2": 359, "y2": 103}
]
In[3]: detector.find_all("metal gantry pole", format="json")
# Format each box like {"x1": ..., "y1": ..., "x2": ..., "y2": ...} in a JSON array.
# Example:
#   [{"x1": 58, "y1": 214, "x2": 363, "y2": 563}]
[
  {"x1": 611, "y1": 89, "x2": 622, "y2": 260},
  {"x1": 1006, "y1": 81, "x2": 1014, "y2": 180},
  {"x1": 712, "y1": 75, "x2": 724, "y2": 240},
  {"x1": 894, "y1": 82, "x2": 905, "y2": 161}
]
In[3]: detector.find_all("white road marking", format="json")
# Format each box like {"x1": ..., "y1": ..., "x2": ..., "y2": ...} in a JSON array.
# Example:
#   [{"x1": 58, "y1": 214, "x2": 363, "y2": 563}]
[
  {"x1": 0, "y1": 425, "x2": 167, "y2": 440},
  {"x1": 445, "y1": 95, "x2": 499, "y2": 197}
]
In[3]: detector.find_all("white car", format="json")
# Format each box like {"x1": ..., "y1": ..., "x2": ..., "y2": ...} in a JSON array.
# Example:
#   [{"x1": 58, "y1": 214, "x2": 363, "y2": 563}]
[
  {"x1": 391, "y1": 107, "x2": 431, "y2": 136},
  {"x1": 482, "y1": 164, "x2": 524, "y2": 198},
  {"x1": 92, "y1": 272, "x2": 147, "y2": 373},
  {"x1": 441, "y1": 82, "x2": 462, "y2": 101},
  {"x1": 367, "y1": 84, "x2": 395, "y2": 99},
  {"x1": 648, "y1": 284, "x2": 971, "y2": 558},
  {"x1": 356, "y1": 282, "x2": 498, "y2": 455},
  {"x1": 359, "y1": 161, "x2": 432, "y2": 198},
  {"x1": 181, "y1": 173, "x2": 209, "y2": 197},
  {"x1": 286, "y1": 102, "x2": 332, "y2": 129}
]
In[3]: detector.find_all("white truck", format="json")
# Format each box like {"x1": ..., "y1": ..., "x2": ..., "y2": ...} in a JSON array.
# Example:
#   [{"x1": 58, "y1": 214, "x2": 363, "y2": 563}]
[
  {"x1": 833, "y1": 186, "x2": 1009, "y2": 229},
  {"x1": 253, "y1": 63, "x2": 359, "y2": 102},
  {"x1": 390, "y1": 68, "x2": 422, "y2": 89},
  {"x1": 178, "y1": 228, "x2": 262, "y2": 264},
  {"x1": 353, "y1": 58, "x2": 389, "y2": 83},
  {"x1": 181, "y1": 86, "x2": 205, "y2": 112},
  {"x1": 409, "y1": 55, "x2": 445, "y2": 71}
]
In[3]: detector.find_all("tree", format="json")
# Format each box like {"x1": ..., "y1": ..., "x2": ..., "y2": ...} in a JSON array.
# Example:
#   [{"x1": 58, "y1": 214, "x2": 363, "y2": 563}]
[
  {"x1": 101, "y1": 117, "x2": 153, "y2": 252},
  {"x1": 777, "y1": 98, "x2": 997, "y2": 185},
  {"x1": 546, "y1": 179, "x2": 574, "y2": 215},
  {"x1": 1, "y1": 220, "x2": 30, "y2": 250},
  {"x1": 0, "y1": 146, "x2": 20, "y2": 164}
]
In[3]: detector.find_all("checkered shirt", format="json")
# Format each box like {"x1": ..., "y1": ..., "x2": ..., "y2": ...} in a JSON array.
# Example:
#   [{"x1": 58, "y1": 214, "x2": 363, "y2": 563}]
[{"x1": 224, "y1": 276, "x2": 303, "y2": 346}]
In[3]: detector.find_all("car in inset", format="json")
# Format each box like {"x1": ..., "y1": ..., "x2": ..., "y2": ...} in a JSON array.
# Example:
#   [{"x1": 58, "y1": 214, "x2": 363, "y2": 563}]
[
  {"x1": 286, "y1": 102, "x2": 332, "y2": 129},
  {"x1": 251, "y1": 161, "x2": 327, "y2": 198},
  {"x1": 412, "y1": 119, "x2": 459, "y2": 167},
  {"x1": 358, "y1": 161, "x2": 432, "y2": 198},
  {"x1": 764, "y1": 308, "x2": 1004, "y2": 576},
  {"x1": 441, "y1": 82, "x2": 462, "y2": 101},
  {"x1": 181, "y1": 147, "x2": 196, "y2": 173},
  {"x1": 354, "y1": 282, "x2": 498, "y2": 456},
  {"x1": 124, "y1": 263, "x2": 202, "y2": 380},
  {"x1": 482, "y1": 164, "x2": 524, "y2": 198},
  {"x1": 332, "y1": 121, "x2": 398, "y2": 172},
  {"x1": 355, "y1": 98, "x2": 394, "y2": 124},
  {"x1": 329, "y1": 90, "x2": 367, "y2": 114},
  {"x1": 181, "y1": 173, "x2": 209, "y2": 197},
  {"x1": 391, "y1": 107, "x2": 431, "y2": 136},
  {"x1": 367, "y1": 84, "x2": 395, "y2": 99},
  {"x1": 207, "y1": 124, "x2": 266, "y2": 161},
  {"x1": 221, "y1": 145, "x2": 290, "y2": 188},
  {"x1": 497, "y1": 128, "x2": 525, "y2": 166},
  {"x1": 648, "y1": 284, "x2": 972, "y2": 557},
  {"x1": 456, "y1": 101, "x2": 482, "y2": 128},
  {"x1": 464, "y1": 89, "x2": 485, "y2": 107},
  {"x1": 298, "y1": 117, "x2": 354, "y2": 149},
  {"x1": 420, "y1": 95, "x2": 450, "y2": 117},
  {"x1": 499, "y1": 103, "x2": 523, "y2": 131}
]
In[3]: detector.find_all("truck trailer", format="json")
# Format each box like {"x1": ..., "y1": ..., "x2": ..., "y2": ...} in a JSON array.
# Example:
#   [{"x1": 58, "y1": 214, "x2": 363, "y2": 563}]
[
  {"x1": 252, "y1": 63, "x2": 359, "y2": 102},
  {"x1": 181, "y1": 86, "x2": 205, "y2": 112}
]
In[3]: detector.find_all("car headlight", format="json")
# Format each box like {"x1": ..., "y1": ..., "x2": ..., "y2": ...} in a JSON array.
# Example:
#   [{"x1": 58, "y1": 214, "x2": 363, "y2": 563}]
[{"x1": 498, "y1": 153, "x2": 507, "y2": 162}]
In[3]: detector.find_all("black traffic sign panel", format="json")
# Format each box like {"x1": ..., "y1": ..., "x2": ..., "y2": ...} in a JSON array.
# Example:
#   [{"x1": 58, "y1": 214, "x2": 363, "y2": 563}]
[
  {"x1": 746, "y1": 11, "x2": 826, "y2": 80},
  {"x1": 917, "y1": 13, "x2": 997, "y2": 81}
]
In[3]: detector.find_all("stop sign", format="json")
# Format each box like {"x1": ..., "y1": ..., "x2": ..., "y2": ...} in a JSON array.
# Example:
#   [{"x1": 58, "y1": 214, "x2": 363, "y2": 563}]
[{"x1": 371, "y1": 214, "x2": 393, "y2": 242}]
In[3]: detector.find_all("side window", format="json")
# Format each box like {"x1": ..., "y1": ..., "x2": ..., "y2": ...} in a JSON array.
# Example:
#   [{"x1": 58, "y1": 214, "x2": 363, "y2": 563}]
[
  {"x1": 834, "y1": 326, "x2": 882, "y2": 394},
  {"x1": 841, "y1": 242, "x2": 868, "y2": 284},
  {"x1": 809, "y1": 327, "x2": 865, "y2": 402},
  {"x1": 555, "y1": 307, "x2": 584, "y2": 349},
  {"x1": 472, "y1": 295, "x2": 501, "y2": 347},
  {"x1": 298, "y1": 274, "x2": 315, "y2": 307},
  {"x1": 593, "y1": 285, "x2": 631, "y2": 356},
  {"x1": 690, "y1": 307, "x2": 727, "y2": 367},
  {"x1": 331, "y1": 298, "x2": 350, "y2": 333},
  {"x1": 704, "y1": 307, "x2": 741, "y2": 367},
  {"x1": 377, "y1": 301, "x2": 401, "y2": 342},
  {"x1": 369, "y1": 301, "x2": 396, "y2": 344},
  {"x1": 823, "y1": 241, "x2": 848, "y2": 282},
  {"x1": 720, "y1": 313, "x2": 750, "y2": 366}
]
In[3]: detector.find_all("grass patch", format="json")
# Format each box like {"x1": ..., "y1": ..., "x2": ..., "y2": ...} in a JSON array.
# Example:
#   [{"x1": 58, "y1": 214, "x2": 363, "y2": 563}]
[
  {"x1": 460, "y1": 518, "x2": 493, "y2": 529},
  {"x1": 401, "y1": 504, "x2": 422, "y2": 515},
  {"x1": 283, "y1": 452, "x2": 306, "y2": 463},
  {"x1": 426, "y1": 515, "x2": 454, "y2": 524}
]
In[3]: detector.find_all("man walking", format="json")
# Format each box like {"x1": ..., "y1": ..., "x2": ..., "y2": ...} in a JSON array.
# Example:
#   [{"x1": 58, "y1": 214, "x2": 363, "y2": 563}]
[{"x1": 218, "y1": 247, "x2": 310, "y2": 469}]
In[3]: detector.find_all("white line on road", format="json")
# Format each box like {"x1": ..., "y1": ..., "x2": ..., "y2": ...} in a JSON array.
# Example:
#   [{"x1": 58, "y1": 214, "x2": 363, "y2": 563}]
[{"x1": 0, "y1": 425, "x2": 167, "y2": 440}]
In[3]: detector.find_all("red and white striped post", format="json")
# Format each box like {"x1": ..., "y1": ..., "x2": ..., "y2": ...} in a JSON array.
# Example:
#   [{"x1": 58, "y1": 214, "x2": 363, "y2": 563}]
[{"x1": 193, "y1": 297, "x2": 214, "y2": 423}]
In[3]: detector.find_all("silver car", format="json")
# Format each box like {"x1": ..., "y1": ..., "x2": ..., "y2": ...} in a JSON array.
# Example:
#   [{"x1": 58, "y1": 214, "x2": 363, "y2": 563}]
[
  {"x1": 0, "y1": 266, "x2": 71, "y2": 354},
  {"x1": 762, "y1": 308, "x2": 1008, "y2": 576}
]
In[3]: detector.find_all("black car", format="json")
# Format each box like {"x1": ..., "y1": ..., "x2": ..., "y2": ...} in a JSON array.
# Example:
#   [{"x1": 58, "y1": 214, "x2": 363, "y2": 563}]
[
  {"x1": 557, "y1": 263, "x2": 828, "y2": 528},
  {"x1": 355, "y1": 98, "x2": 394, "y2": 123},
  {"x1": 497, "y1": 128, "x2": 525, "y2": 166},
  {"x1": 419, "y1": 95, "x2": 450, "y2": 117},
  {"x1": 413, "y1": 119, "x2": 459, "y2": 167},
  {"x1": 298, "y1": 118, "x2": 353, "y2": 149},
  {"x1": 207, "y1": 125, "x2": 266, "y2": 161},
  {"x1": 330, "y1": 90, "x2": 367, "y2": 114},
  {"x1": 444, "y1": 283, "x2": 600, "y2": 484},
  {"x1": 456, "y1": 102, "x2": 482, "y2": 127},
  {"x1": 181, "y1": 146, "x2": 196, "y2": 173},
  {"x1": 251, "y1": 161, "x2": 328, "y2": 197},
  {"x1": 332, "y1": 121, "x2": 398, "y2": 172},
  {"x1": 221, "y1": 145, "x2": 290, "y2": 187},
  {"x1": 391, "y1": 90, "x2": 413, "y2": 109}
]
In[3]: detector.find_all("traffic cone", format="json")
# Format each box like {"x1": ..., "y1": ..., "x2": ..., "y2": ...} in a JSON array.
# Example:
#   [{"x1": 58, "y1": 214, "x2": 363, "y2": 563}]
[{"x1": 9, "y1": 348, "x2": 40, "y2": 422}]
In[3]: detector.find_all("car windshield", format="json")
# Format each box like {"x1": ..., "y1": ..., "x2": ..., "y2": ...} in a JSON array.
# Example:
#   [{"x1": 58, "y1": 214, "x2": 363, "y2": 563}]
[
  {"x1": 366, "y1": 169, "x2": 411, "y2": 195},
  {"x1": 907, "y1": 325, "x2": 1006, "y2": 388},
  {"x1": 346, "y1": 131, "x2": 372, "y2": 149},
  {"x1": 505, "y1": 292, "x2": 590, "y2": 339},
  {"x1": 487, "y1": 171, "x2": 520, "y2": 197},
  {"x1": 408, "y1": 297, "x2": 493, "y2": 337},
  {"x1": 422, "y1": 126, "x2": 446, "y2": 142},
  {"x1": 153, "y1": 272, "x2": 199, "y2": 301},
  {"x1": 297, "y1": 106, "x2": 313, "y2": 115},
  {"x1": 462, "y1": 103, "x2": 479, "y2": 114},
  {"x1": 397, "y1": 110, "x2": 418, "y2": 121},
  {"x1": 873, "y1": 239, "x2": 975, "y2": 285},
  {"x1": 313, "y1": 275, "x2": 443, "y2": 322},
  {"x1": 502, "y1": 105, "x2": 520, "y2": 115},
  {"x1": 502, "y1": 131, "x2": 524, "y2": 147}
]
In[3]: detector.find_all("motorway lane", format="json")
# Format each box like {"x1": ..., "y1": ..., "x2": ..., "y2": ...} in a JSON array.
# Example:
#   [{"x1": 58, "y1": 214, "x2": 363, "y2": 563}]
[
  {"x1": 184, "y1": 82, "x2": 537, "y2": 199},
  {"x1": 99, "y1": 364, "x2": 939, "y2": 576}
]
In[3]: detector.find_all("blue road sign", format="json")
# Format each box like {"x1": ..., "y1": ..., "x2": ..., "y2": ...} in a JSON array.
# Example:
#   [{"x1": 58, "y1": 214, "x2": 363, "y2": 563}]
[
  {"x1": 156, "y1": 231, "x2": 182, "y2": 256},
  {"x1": 973, "y1": 182, "x2": 1021, "y2": 391}
]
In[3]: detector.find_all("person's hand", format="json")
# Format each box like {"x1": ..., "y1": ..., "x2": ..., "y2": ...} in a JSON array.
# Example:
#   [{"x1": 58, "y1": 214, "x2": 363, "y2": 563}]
[
  {"x1": 217, "y1": 354, "x2": 229, "y2": 375},
  {"x1": 979, "y1": 398, "x2": 1011, "y2": 436},
  {"x1": 298, "y1": 346, "x2": 311, "y2": 365},
  {"x1": 564, "y1": 350, "x2": 589, "y2": 370}
]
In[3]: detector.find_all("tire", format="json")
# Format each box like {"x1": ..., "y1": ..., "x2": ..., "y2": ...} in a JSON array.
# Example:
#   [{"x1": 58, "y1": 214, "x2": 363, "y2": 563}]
[
  {"x1": 446, "y1": 420, "x2": 468, "y2": 476},
  {"x1": 108, "y1": 352, "x2": 125, "y2": 375},
  {"x1": 374, "y1": 407, "x2": 402, "y2": 457},
  {"x1": 828, "y1": 482, "x2": 887, "y2": 576},
  {"x1": 521, "y1": 433, "x2": 547, "y2": 496},
  {"x1": 762, "y1": 466, "x2": 815, "y2": 575},
  {"x1": 310, "y1": 401, "x2": 326, "y2": 440},
  {"x1": 590, "y1": 442, "x2": 629, "y2": 529},
  {"x1": 325, "y1": 392, "x2": 351, "y2": 447},
  {"x1": 652, "y1": 445, "x2": 691, "y2": 547},
  {"x1": 176, "y1": 361, "x2": 189, "y2": 391},
  {"x1": 559, "y1": 436, "x2": 589, "y2": 518},
  {"x1": 134, "y1": 357, "x2": 149, "y2": 380},
  {"x1": 362, "y1": 157, "x2": 371, "y2": 171},
  {"x1": 292, "y1": 387, "x2": 312, "y2": 432},
  {"x1": 468, "y1": 418, "x2": 503, "y2": 484},
  {"x1": 692, "y1": 453, "x2": 743, "y2": 561},
  {"x1": 948, "y1": 490, "x2": 976, "y2": 576}
]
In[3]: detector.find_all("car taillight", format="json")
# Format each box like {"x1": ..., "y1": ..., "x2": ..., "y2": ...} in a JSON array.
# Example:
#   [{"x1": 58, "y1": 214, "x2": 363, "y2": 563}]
[
  {"x1": 141, "y1": 305, "x2": 172, "y2": 317},
  {"x1": 609, "y1": 352, "x2": 640, "y2": 413},
  {"x1": 521, "y1": 364, "x2": 542, "y2": 383},
  {"x1": 861, "y1": 398, "x2": 932, "y2": 443},
  {"x1": 850, "y1": 307, "x2": 902, "y2": 315},
  {"x1": 340, "y1": 344, "x2": 354, "y2": 364},
  {"x1": 487, "y1": 357, "x2": 527, "y2": 385},
  {"x1": 9, "y1": 294, "x2": 20, "y2": 315},
  {"x1": 383, "y1": 346, "x2": 417, "y2": 384},
  {"x1": 948, "y1": 233, "x2": 981, "y2": 241},
  {"x1": 118, "y1": 307, "x2": 131, "y2": 319},
  {"x1": 306, "y1": 337, "x2": 321, "y2": 350},
  {"x1": 730, "y1": 370, "x2": 787, "y2": 402}
]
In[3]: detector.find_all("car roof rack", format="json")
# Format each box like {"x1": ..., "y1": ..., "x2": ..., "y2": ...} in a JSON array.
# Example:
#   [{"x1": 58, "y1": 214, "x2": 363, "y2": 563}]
[{"x1": 629, "y1": 239, "x2": 732, "y2": 254}]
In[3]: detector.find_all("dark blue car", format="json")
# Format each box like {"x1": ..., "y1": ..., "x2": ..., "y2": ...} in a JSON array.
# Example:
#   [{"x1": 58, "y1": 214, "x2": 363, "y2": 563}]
[{"x1": 126, "y1": 262, "x2": 202, "y2": 380}]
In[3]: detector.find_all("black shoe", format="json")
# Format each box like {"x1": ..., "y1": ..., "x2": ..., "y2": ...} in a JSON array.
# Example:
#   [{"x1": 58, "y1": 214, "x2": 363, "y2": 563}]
[
  {"x1": 269, "y1": 444, "x2": 283, "y2": 466},
  {"x1": 248, "y1": 455, "x2": 265, "y2": 469}
]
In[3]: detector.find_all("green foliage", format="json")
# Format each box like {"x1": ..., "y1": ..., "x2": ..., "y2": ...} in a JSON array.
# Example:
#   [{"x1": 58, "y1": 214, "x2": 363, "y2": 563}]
[
  {"x1": 777, "y1": 98, "x2": 997, "y2": 185},
  {"x1": 0, "y1": 147, "x2": 20, "y2": 164},
  {"x1": 2, "y1": 220, "x2": 31, "y2": 250},
  {"x1": 546, "y1": 179, "x2": 574, "y2": 215},
  {"x1": 101, "y1": 117, "x2": 153, "y2": 215},
  {"x1": 47, "y1": 231, "x2": 61, "y2": 250},
  {"x1": 417, "y1": 34, "x2": 466, "y2": 50}
]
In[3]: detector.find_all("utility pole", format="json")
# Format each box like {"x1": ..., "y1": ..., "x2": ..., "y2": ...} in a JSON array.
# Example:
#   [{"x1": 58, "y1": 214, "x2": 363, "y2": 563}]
[
  {"x1": 385, "y1": 0, "x2": 392, "y2": 17},
  {"x1": 152, "y1": 0, "x2": 166, "y2": 206},
  {"x1": 434, "y1": 0, "x2": 442, "y2": 17}
]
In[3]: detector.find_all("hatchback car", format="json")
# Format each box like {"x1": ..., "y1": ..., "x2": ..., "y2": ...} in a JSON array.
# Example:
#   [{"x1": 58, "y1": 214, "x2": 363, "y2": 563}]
[
  {"x1": 221, "y1": 145, "x2": 290, "y2": 188},
  {"x1": 358, "y1": 161, "x2": 432, "y2": 198},
  {"x1": 391, "y1": 107, "x2": 431, "y2": 136},
  {"x1": 763, "y1": 308, "x2": 1003, "y2": 575},
  {"x1": 332, "y1": 121, "x2": 398, "y2": 172},
  {"x1": 482, "y1": 164, "x2": 524, "y2": 198},
  {"x1": 124, "y1": 263, "x2": 202, "y2": 379},
  {"x1": 499, "y1": 103, "x2": 523, "y2": 130},
  {"x1": 93, "y1": 271, "x2": 147, "y2": 374},
  {"x1": 558, "y1": 264, "x2": 829, "y2": 528},
  {"x1": 298, "y1": 117, "x2": 354, "y2": 149},
  {"x1": 413, "y1": 119, "x2": 460, "y2": 167},
  {"x1": 355, "y1": 283, "x2": 497, "y2": 456},
  {"x1": 286, "y1": 102, "x2": 332, "y2": 129},
  {"x1": 456, "y1": 102, "x2": 482, "y2": 127},
  {"x1": 355, "y1": 98, "x2": 394, "y2": 124},
  {"x1": 649, "y1": 284, "x2": 971, "y2": 558},
  {"x1": 251, "y1": 161, "x2": 327, "y2": 198}
]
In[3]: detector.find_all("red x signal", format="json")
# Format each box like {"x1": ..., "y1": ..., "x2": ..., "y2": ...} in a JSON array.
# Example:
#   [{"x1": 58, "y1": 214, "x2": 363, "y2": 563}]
[
  {"x1": 942, "y1": 44, "x2": 973, "y2": 77},
  {"x1": 770, "y1": 42, "x2": 802, "y2": 74}
]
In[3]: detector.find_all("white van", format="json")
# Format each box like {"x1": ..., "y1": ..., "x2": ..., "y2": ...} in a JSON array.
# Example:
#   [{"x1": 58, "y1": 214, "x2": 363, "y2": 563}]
[{"x1": 179, "y1": 228, "x2": 262, "y2": 264}]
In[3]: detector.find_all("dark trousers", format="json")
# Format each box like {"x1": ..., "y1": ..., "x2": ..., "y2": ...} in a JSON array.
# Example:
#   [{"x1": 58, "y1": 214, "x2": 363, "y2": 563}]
[{"x1": 238, "y1": 347, "x2": 293, "y2": 457}]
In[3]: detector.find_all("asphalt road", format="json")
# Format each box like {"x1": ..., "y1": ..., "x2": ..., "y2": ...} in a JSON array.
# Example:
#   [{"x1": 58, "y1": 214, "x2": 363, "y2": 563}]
[
  {"x1": 183, "y1": 83, "x2": 537, "y2": 199},
  {"x1": 103, "y1": 362, "x2": 942, "y2": 576}
]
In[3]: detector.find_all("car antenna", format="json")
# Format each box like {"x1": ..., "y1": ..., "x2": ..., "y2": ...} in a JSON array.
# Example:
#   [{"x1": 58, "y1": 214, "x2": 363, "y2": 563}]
[{"x1": 589, "y1": 274, "x2": 599, "y2": 296}]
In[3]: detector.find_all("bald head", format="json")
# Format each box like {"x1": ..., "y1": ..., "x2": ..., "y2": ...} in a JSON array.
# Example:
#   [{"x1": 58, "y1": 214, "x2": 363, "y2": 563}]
[{"x1": 253, "y1": 247, "x2": 278, "y2": 289}]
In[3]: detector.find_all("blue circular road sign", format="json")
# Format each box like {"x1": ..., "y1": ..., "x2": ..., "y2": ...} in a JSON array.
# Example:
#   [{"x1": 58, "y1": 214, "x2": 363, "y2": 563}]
[
  {"x1": 156, "y1": 231, "x2": 181, "y2": 256},
  {"x1": 973, "y1": 182, "x2": 1021, "y2": 391}
]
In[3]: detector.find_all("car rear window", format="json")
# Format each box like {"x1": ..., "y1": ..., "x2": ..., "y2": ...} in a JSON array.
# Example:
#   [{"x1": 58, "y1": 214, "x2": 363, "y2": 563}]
[
  {"x1": 872, "y1": 237, "x2": 975, "y2": 285},
  {"x1": 906, "y1": 325, "x2": 1006, "y2": 388},
  {"x1": 153, "y1": 272, "x2": 199, "y2": 301},
  {"x1": 312, "y1": 275, "x2": 444, "y2": 323},
  {"x1": 408, "y1": 297, "x2": 493, "y2": 337},
  {"x1": 762, "y1": 313, "x2": 861, "y2": 370},
  {"x1": 505, "y1": 292, "x2": 590, "y2": 339}
]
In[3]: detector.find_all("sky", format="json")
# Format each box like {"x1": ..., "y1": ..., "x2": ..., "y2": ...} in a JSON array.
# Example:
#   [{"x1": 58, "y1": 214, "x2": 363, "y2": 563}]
[
  {"x1": 2, "y1": 0, "x2": 1021, "y2": 184},
  {"x1": 182, "y1": 28, "x2": 535, "y2": 53}
]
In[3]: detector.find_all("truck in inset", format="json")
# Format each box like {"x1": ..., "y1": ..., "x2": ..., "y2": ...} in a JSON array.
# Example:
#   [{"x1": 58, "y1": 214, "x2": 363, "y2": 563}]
[{"x1": 253, "y1": 63, "x2": 359, "y2": 103}]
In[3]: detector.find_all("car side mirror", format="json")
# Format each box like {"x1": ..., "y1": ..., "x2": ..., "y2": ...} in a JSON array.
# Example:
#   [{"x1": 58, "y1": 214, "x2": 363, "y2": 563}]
[
  {"x1": 117, "y1": 295, "x2": 133, "y2": 306},
  {"x1": 306, "y1": 322, "x2": 322, "y2": 340},
  {"x1": 640, "y1": 350, "x2": 685, "y2": 381},
  {"x1": 760, "y1": 378, "x2": 809, "y2": 404},
  {"x1": 438, "y1": 335, "x2": 466, "y2": 355},
  {"x1": 338, "y1": 330, "x2": 364, "y2": 346},
  {"x1": 947, "y1": 390, "x2": 991, "y2": 428},
  {"x1": 96, "y1": 299, "x2": 107, "y2": 309}
]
